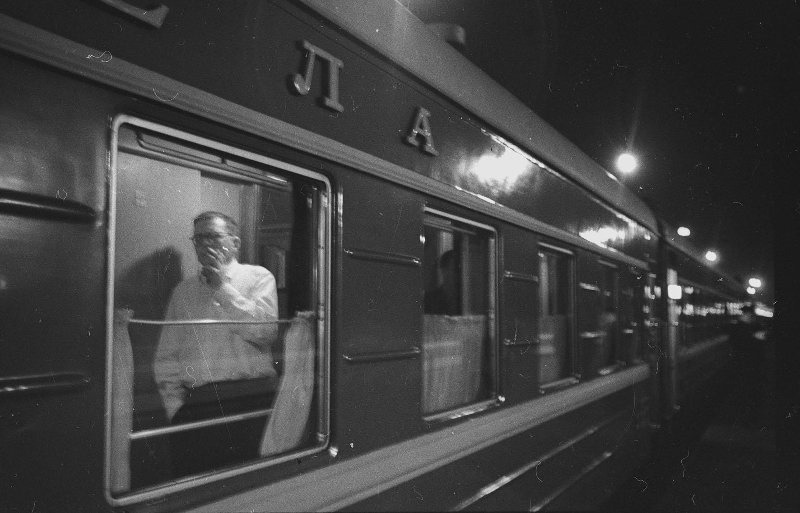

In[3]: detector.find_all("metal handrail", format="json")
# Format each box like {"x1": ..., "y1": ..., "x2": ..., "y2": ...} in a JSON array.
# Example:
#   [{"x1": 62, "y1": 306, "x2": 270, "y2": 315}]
[
  {"x1": 130, "y1": 408, "x2": 273, "y2": 440},
  {"x1": 127, "y1": 318, "x2": 294, "y2": 326}
]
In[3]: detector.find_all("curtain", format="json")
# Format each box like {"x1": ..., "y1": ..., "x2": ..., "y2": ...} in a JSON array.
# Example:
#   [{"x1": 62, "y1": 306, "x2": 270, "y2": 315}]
[
  {"x1": 259, "y1": 312, "x2": 315, "y2": 456},
  {"x1": 422, "y1": 314, "x2": 486, "y2": 414}
]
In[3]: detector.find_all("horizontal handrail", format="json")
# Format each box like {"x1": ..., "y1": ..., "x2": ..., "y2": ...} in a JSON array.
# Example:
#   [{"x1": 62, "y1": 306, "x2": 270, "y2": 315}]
[
  {"x1": 129, "y1": 408, "x2": 272, "y2": 440},
  {"x1": 127, "y1": 318, "x2": 294, "y2": 326},
  {"x1": 0, "y1": 372, "x2": 91, "y2": 396},
  {"x1": 342, "y1": 346, "x2": 421, "y2": 363}
]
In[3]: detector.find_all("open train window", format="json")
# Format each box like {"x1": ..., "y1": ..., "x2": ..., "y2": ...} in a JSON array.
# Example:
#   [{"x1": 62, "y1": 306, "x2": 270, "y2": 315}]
[
  {"x1": 106, "y1": 118, "x2": 329, "y2": 500},
  {"x1": 536, "y1": 244, "x2": 575, "y2": 387},
  {"x1": 421, "y1": 209, "x2": 497, "y2": 418}
]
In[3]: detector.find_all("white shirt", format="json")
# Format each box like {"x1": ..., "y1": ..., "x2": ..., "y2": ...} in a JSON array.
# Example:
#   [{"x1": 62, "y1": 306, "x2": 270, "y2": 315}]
[{"x1": 153, "y1": 261, "x2": 279, "y2": 420}]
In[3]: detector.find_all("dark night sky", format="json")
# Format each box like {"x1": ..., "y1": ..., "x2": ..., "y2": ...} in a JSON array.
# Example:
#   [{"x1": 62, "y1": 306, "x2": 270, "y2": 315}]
[{"x1": 404, "y1": 0, "x2": 791, "y2": 304}]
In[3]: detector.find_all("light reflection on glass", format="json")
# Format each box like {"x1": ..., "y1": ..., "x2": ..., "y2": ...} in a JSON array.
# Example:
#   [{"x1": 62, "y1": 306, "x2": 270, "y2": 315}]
[
  {"x1": 579, "y1": 226, "x2": 627, "y2": 247},
  {"x1": 472, "y1": 144, "x2": 530, "y2": 193}
]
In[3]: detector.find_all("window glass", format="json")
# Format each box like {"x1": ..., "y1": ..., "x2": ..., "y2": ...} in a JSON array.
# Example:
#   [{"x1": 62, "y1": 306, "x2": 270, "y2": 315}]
[
  {"x1": 537, "y1": 248, "x2": 574, "y2": 384},
  {"x1": 109, "y1": 123, "x2": 328, "y2": 495},
  {"x1": 422, "y1": 212, "x2": 495, "y2": 416},
  {"x1": 679, "y1": 284, "x2": 697, "y2": 346},
  {"x1": 625, "y1": 271, "x2": 645, "y2": 363},
  {"x1": 598, "y1": 265, "x2": 619, "y2": 368}
]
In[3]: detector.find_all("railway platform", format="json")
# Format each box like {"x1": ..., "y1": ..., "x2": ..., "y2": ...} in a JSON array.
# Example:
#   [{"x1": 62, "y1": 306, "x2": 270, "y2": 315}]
[{"x1": 602, "y1": 337, "x2": 788, "y2": 512}]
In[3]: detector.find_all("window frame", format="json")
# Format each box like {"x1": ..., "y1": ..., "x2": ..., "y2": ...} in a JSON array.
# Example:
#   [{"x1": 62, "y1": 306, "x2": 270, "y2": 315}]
[
  {"x1": 421, "y1": 207, "x2": 499, "y2": 422},
  {"x1": 104, "y1": 115, "x2": 332, "y2": 506}
]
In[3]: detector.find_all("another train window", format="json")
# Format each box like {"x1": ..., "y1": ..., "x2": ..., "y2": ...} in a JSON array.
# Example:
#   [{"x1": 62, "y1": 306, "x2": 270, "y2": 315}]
[
  {"x1": 679, "y1": 283, "x2": 695, "y2": 346},
  {"x1": 537, "y1": 246, "x2": 575, "y2": 385},
  {"x1": 578, "y1": 259, "x2": 620, "y2": 378},
  {"x1": 108, "y1": 120, "x2": 329, "y2": 497},
  {"x1": 422, "y1": 210, "x2": 496, "y2": 417},
  {"x1": 598, "y1": 263, "x2": 620, "y2": 371},
  {"x1": 620, "y1": 270, "x2": 644, "y2": 363}
]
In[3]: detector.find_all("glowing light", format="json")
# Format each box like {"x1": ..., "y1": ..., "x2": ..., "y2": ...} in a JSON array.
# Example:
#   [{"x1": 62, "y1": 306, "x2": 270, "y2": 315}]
[
  {"x1": 754, "y1": 305, "x2": 773, "y2": 318},
  {"x1": 667, "y1": 284, "x2": 682, "y2": 300},
  {"x1": 615, "y1": 153, "x2": 638, "y2": 174},
  {"x1": 748, "y1": 277, "x2": 762, "y2": 288},
  {"x1": 677, "y1": 226, "x2": 691, "y2": 237},
  {"x1": 704, "y1": 250, "x2": 718, "y2": 262},
  {"x1": 746, "y1": 286, "x2": 756, "y2": 295}
]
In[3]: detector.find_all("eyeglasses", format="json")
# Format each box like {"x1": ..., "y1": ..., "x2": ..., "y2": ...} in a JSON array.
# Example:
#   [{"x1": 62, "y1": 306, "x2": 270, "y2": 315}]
[{"x1": 190, "y1": 232, "x2": 231, "y2": 244}]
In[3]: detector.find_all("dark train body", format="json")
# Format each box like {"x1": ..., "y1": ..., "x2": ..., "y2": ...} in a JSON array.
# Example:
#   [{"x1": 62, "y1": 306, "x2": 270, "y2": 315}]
[{"x1": 0, "y1": 1, "x2": 751, "y2": 511}]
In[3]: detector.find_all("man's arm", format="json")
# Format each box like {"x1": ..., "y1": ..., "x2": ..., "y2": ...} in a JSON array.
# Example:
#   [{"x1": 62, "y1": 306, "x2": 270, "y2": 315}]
[{"x1": 213, "y1": 269, "x2": 279, "y2": 348}]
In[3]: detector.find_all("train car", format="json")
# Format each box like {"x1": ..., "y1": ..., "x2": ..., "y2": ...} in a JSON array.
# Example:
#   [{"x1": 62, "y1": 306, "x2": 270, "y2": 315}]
[
  {"x1": 655, "y1": 224, "x2": 747, "y2": 419},
  {"x1": 0, "y1": 1, "x2": 745, "y2": 511}
]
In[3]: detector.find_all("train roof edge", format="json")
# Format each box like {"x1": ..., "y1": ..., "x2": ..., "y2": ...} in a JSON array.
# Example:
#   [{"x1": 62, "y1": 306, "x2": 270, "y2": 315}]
[{"x1": 297, "y1": 0, "x2": 659, "y2": 235}]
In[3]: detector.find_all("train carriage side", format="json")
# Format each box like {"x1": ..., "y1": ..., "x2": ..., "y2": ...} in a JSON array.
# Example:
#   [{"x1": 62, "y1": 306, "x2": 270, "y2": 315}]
[
  {"x1": 656, "y1": 226, "x2": 745, "y2": 418},
  {"x1": 1, "y1": 1, "x2": 667, "y2": 511}
]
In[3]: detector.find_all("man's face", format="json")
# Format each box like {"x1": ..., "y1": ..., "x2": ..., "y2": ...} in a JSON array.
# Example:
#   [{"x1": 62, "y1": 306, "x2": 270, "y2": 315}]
[{"x1": 192, "y1": 217, "x2": 237, "y2": 266}]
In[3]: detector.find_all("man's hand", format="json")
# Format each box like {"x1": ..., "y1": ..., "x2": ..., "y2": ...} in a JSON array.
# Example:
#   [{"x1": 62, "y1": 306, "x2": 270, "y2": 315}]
[{"x1": 200, "y1": 246, "x2": 231, "y2": 289}]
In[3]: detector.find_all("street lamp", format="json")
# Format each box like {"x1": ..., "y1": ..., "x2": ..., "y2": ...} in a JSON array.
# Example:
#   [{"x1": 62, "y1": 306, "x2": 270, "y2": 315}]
[
  {"x1": 677, "y1": 226, "x2": 691, "y2": 237},
  {"x1": 615, "y1": 152, "x2": 638, "y2": 175},
  {"x1": 704, "y1": 250, "x2": 718, "y2": 263},
  {"x1": 748, "y1": 277, "x2": 762, "y2": 289}
]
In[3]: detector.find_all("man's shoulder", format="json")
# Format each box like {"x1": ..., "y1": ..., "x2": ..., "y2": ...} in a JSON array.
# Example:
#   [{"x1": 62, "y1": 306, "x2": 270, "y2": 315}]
[{"x1": 236, "y1": 263, "x2": 274, "y2": 280}]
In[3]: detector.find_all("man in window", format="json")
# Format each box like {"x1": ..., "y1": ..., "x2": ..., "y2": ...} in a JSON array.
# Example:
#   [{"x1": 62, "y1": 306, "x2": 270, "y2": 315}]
[
  {"x1": 153, "y1": 211, "x2": 279, "y2": 477},
  {"x1": 425, "y1": 249, "x2": 461, "y2": 315}
]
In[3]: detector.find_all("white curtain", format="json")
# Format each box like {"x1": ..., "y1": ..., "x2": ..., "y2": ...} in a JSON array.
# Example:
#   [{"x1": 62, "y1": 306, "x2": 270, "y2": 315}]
[
  {"x1": 259, "y1": 312, "x2": 316, "y2": 456},
  {"x1": 422, "y1": 315, "x2": 486, "y2": 414}
]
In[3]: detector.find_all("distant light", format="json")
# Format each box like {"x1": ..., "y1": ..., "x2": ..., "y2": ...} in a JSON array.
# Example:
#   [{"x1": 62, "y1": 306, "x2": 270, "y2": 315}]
[
  {"x1": 615, "y1": 153, "x2": 638, "y2": 174},
  {"x1": 755, "y1": 305, "x2": 773, "y2": 318},
  {"x1": 747, "y1": 286, "x2": 756, "y2": 295},
  {"x1": 677, "y1": 226, "x2": 691, "y2": 237},
  {"x1": 748, "y1": 277, "x2": 762, "y2": 288},
  {"x1": 704, "y1": 250, "x2": 718, "y2": 262},
  {"x1": 667, "y1": 284, "x2": 683, "y2": 300}
]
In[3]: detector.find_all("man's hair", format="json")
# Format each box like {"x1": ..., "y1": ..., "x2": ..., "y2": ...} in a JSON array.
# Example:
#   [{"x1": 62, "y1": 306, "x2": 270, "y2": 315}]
[{"x1": 193, "y1": 211, "x2": 240, "y2": 238}]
